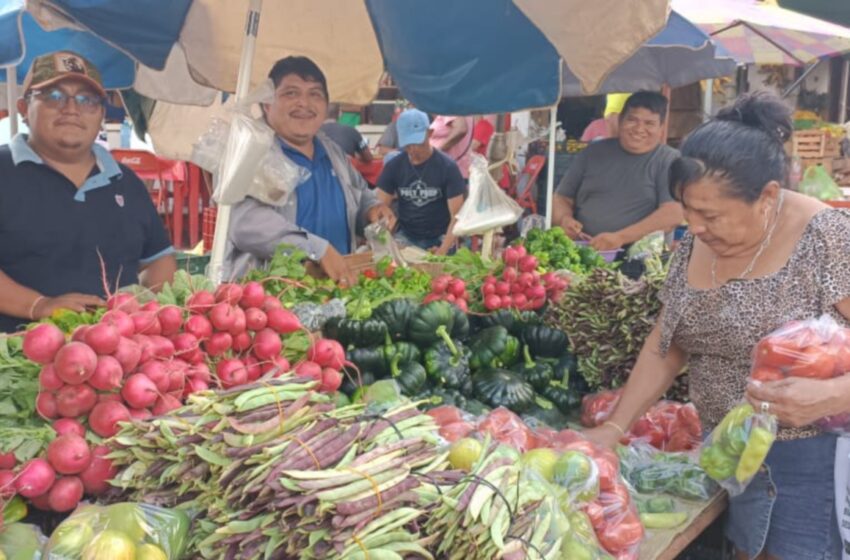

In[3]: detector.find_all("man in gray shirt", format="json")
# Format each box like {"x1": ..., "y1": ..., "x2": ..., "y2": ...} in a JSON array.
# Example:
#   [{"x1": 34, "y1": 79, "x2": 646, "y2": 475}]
[
  {"x1": 553, "y1": 91, "x2": 683, "y2": 251},
  {"x1": 320, "y1": 103, "x2": 373, "y2": 163}
]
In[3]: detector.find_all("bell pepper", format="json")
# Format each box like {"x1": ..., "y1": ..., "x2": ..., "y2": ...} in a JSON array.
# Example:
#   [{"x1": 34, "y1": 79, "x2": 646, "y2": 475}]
[
  {"x1": 699, "y1": 444, "x2": 737, "y2": 481},
  {"x1": 522, "y1": 325, "x2": 569, "y2": 359},
  {"x1": 469, "y1": 326, "x2": 520, "y2": 370},
  {"x1": 715, "y1": 403, "x2": 754, "y2": 436},
  {"x1": 408, "y1": 301, "x2": 455, "y2": 347},
  {"x1": 735, "y1": 425, "x2": 775, "y2": 483},
  {"x1": 372, "y1": 298, "x2": 416, "y2": 342},
  {"x1": 383, "y1": 341, "x2": 421, "y2": 370},
  {"x1": 515, "y1": 345, "x2": 554, "y2": 391},
  {"x1": 389, "y1": 354, "x2": 427, "y2": 395},
  {"x1": 423, "y1": 333, "x2": 471, "y2": 390}
]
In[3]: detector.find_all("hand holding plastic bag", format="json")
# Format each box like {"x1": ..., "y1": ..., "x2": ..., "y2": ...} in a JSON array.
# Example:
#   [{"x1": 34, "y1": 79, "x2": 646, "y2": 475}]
[
  {"x1": 751, "y1": 315, "x2": 850, "y2": 433},
  {"x1": 699, "y1": 403, "x2": 777, "y2": 496},
  {"x1": 43, "y1": 502, "x2": 190, "y2": 559},
  {"x1": 452, "y1": 154, "x2": 523, "y2": 236}
]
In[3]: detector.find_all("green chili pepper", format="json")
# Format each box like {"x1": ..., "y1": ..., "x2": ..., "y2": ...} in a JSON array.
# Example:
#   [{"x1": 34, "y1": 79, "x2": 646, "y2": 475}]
[{"x1": 735, "y1": 426, "x2": 775, "y2": 483}]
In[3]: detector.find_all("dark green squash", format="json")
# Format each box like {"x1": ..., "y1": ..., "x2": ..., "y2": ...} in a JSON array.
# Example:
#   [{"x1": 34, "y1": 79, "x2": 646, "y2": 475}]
[
  {"x1": 469, "y1": 326, "x2": 520, "y2": 370},
  {"x1": 389, "y1": 356, "x2": 427, "y2": 395},
  {"x1": 514, "y1": 345, "x2": 554, "y2": 391},
  {"x1": 408, "y1": 301, "x2": 455, "y2": 347},
  {"x1": 340, "y1": 368, "x2": 376, "y2": 397},
  {"x1": 382, "y1": 341, "x2": 421, "y2": 370},
  {"x1": 424, "y1": 336, "x2": 471, "y2": 390},
  {"x1": 473, "y1": 368, "x2": 536, "y2": 413},
  {"x1": 372, "y1": 298, "x2": 416, "y2": 342},
  {"x1": 450, "y1": 304, "x2": 470, "y2": 341},
  {"x1": 540, "y1": 381, "x2": 582, "y2": 414},
  {"x1": 323, "y1": 316, "x2": 388, "y2": 347},
  {"x1": 522, "y1": 325, "x2": 569, "y2": 359},
  {"x1": 345, "y1": 347, "x2": 387, "y2": 378}
]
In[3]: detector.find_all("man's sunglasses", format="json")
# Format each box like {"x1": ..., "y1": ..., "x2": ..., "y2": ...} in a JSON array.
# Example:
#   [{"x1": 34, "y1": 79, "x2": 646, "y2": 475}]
[{"x1": 28, "y1": 88, "x2": 105, "y2": 113}]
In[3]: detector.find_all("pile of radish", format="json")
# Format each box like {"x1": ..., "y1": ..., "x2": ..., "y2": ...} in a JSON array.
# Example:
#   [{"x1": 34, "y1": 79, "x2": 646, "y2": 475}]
[
  {"x1": 15, "y1": 280, "x2": 312, "y2": 512},
  {"x1": 481, "y1": 245, "x2": 569, "y2": 311},
  {"x1": 422, "y1": 275, "x2": 470, "y2": 312},
  {"x1": 294, "y1": 338, "x2": 346, "y2": 393}
]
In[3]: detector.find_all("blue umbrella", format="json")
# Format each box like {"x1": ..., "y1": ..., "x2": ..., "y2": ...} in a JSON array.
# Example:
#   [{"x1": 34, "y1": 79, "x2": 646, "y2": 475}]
[
  {"x1": 562, "y1": 11, "x2": 736, "y2": 95},
  {"x1": 0, "y1": 0, "x2": 136, "y2": 89}
]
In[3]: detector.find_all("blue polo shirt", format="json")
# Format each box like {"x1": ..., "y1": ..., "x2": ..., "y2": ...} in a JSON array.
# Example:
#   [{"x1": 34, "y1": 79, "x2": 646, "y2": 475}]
[
  {"x1": 280, "y1": 138, "x2": 350, "y2": 255},
  {"x1": 0, "y1": 135, "x2": 174, "y2": 332}
]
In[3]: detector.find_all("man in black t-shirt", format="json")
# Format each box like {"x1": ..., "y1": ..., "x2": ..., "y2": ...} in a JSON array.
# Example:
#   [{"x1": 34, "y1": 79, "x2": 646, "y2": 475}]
[{"x1": 376, "y1": 109, "x2": 466, "y2": 254}]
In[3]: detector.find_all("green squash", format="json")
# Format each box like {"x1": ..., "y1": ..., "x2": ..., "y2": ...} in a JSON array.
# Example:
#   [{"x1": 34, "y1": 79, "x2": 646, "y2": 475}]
[
  {"x1": 408, "y1": 301, "x2": 455, "y2": 347},
  {"x1": 323, "y1": 316, "x2": 388, "y2": 347},
  {"x1": 469, "y1": 326, "x2": 520, "y2": 370},
  {"x1": 383, "y1": 341, "x2": 421, "y2": 370},
  {"x1": 390, "y1": 357, "x2": 427, "y2": 396},
  {"x1": 515, "y1": 345, "x2": 554, "y2": 391},
  {"x1": 424, "y1": 338, "x2": 471, "y2": 390},
  {"x1": 522, "y1": 325, "x2": 569, "y2": 359},
  {"x1": 372, "y1": 298, "x2": 416, "y2": 341},
  {"x1": 346, "y1": 347, "x2": 387, "y2": 378},
  {"x1": 540, "y1": 381, "x2": 582, "y2": 414},
  {"x1": 473, "y1": 368, "x2": 536, "y2": 413}
]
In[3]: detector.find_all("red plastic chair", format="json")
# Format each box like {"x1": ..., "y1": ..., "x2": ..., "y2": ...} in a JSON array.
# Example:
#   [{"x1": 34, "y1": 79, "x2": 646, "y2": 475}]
[
  {"x1": 111, "y1": 149, "x2": 184, "y2": 247},
  {"x1": 514, "y1": 155, "x2": 546, "y2": 215}
]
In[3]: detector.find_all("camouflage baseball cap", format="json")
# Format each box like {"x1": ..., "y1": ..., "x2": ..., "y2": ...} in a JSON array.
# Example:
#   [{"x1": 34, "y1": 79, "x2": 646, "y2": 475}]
[{"x1": 22, "y1": 51, "x2": 106, "y2": 97}]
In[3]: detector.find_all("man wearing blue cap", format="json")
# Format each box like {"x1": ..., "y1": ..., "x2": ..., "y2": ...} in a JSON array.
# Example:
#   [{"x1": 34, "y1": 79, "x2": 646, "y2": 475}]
[{"x1": 376, "y1": 109, "x2": 466, "y2": 255}]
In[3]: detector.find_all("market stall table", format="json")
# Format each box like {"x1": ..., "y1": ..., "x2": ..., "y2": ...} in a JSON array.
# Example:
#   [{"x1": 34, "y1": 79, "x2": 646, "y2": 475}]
[{"x1": 639, "y1": 490, "x2": 728, "y2": 560}]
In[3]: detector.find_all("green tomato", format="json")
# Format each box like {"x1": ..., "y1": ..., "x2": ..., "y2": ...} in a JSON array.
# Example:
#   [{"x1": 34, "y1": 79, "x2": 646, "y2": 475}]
[{"x1": 448, "y1": 438, "x2": 483, "y2": 471}]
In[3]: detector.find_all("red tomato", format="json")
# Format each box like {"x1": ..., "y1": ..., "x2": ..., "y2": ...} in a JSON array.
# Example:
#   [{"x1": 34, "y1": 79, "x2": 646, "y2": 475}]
[
  {"x1": 754, "y1": 338, "x2": 800, "y2": 369},
  {"x1": 362, "y1": 269, "x2": 378, "y2": 279},
  {"x1": 788, "y1": 346, "x2": 836, "y2": 379},
  {"x1": 628, "y1": 417, "x2": 666, "y2": 449},
  {"x1": 426, "y1": 405, "x2": 464, "y2": 427},
  {"x1": 439, "y1": 421, "x2": 474, "y2": 443},
  {"x1": 750, "y1": 365, "x2": 785, "y2": 382}
]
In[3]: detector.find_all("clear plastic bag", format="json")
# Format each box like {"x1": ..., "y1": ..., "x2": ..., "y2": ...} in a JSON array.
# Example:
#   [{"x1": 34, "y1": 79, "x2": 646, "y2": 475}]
[
  {"x1": 699, "y1": 402, "x2": 777, "y2": 496},
  {"x1": 584, "y1": 482, "x2": 644, "y2": 560},
  {"x1": 626, "y1": 231, "x2": 665, "y2": 260},
  {"x1": 0, "y1": 523, "x2": 46, "y2": 560},
  {"x1": 43, "y1": 502, "x2": 190, "y2": 559},
  {"x1": 798, "y1": 164, "x2": 842, "y2": 201},
  {"x1": 580, "y1": 389, "x2": 622, "y2": 428},
  {"x1": 190, "y1": 79, "x2": 309, "y2": 206},
  {"x1": 619, "y1": 442, "x2": 717, "y2": 501},
  {"x1": 365, "y1": 221, "x2": 407, "y2": 266},
  {"x1": 452, "y1": 154, "x2": 523, "y2": 236},
  {"x1": 750, "y1": 315, "x2": 850, "y2": 433}
]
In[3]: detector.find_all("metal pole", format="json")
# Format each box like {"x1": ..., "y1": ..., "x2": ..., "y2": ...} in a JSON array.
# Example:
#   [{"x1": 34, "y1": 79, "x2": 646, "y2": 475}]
[
  {"x1": 207, "y1": 0, "x2": 263, "y2": 284},
  {"x1": 782, "y1": 60, "x2": 821, "y2": 99},
  {"x1": 702, "y1": 79, "x2": 714, "y2": 122},
  {"x1": 839, "y1": 58, "x2": 849, "y2": 124},
  {"x1": 544, "y1": 104, "x2": 557, "y2": 229},
  {"x1": 5, "y1": 66, "x2": 17, "y2": 137}
]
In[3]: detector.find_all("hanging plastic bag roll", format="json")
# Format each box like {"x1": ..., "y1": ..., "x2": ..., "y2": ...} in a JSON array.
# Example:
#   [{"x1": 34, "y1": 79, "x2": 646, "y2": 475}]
[
  {"x1": 191, "y1": 79, "x2": 309, "y2": 206},
  {"x1": 452, "y1": 154, "x2": 523, "y2": 237}
]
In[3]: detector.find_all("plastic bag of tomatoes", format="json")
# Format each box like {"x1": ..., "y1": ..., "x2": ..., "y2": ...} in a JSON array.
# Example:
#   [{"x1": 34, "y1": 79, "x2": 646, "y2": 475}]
[{"x1": 751, "y1": 315, "x2": 850, "y2": 433}]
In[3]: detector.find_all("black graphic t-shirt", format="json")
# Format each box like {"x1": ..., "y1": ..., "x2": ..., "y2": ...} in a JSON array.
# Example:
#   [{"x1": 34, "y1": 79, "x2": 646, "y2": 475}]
[{"x1": 377, "y1": 150, "x2": 466, "y2": 239}]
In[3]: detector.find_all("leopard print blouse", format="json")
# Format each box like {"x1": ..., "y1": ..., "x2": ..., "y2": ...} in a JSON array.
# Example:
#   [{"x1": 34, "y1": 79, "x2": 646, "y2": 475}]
[{"x1": 658, "y1": 209, "x2": 850, "y2": 440}]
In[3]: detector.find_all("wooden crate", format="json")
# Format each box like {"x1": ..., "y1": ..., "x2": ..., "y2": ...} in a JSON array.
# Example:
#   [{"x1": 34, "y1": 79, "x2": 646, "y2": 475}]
[{"x1": 793, "y1": 130, "x2": 841, "y2": 158}]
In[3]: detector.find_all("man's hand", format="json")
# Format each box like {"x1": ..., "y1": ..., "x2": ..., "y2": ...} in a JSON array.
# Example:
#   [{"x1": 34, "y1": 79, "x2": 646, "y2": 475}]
[
  {"x1": 560, "y1": 217, "x2": 586, "y2": 240},
  {"x1": 320, "y1": 246, "x2": 358, "y2": 287},
  {"x1": 367, "y1": 204, "x2": 397, "y2": 231},
  {"x1": 590, "y1": 232, "x2": 624, "y2": 252},
  {"x1": 34, "y1": 293, "x2": 105, "y2": 319}
]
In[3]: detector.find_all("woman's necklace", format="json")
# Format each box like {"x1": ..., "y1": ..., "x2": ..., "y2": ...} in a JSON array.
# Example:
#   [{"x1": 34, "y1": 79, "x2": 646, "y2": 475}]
[{"x1": 711, "y1": 191, "x2": 785, "y2": 288}]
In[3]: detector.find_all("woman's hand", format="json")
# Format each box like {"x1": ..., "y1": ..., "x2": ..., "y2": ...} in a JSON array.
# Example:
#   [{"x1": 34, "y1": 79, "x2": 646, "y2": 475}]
[
  {"x1": 746, "y1": 377, "x2": 846, "y2": 428},
  {"x1": 582, "y1": 423, "x2": 625, "y2": 450}
]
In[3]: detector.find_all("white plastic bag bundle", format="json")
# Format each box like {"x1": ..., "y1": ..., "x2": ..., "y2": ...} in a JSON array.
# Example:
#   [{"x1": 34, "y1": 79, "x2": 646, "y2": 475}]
[
  {"x1": 452, "y1": 154, "x2": 523, "y2": 236},
  {"x1": 190, "y1": 79, "x2": 309, "y2": 206}
]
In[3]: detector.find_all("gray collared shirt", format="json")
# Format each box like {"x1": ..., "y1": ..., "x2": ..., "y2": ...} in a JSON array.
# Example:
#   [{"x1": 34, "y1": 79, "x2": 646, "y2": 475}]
[{"x1": 224, "y1": 132, "x2": 379, "y2": 279}]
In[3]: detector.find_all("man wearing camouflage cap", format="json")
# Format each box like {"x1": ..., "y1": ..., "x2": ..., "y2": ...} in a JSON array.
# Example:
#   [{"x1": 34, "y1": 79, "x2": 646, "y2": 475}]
[{"x1": 0, "y1": 51, "x2": 176, "y2": 332}]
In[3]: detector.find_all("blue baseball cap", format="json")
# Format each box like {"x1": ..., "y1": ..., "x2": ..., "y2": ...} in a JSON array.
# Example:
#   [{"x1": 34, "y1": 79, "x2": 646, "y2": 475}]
[{"x1": 396, "y1": 109, "x2": 430, "y2": 148}]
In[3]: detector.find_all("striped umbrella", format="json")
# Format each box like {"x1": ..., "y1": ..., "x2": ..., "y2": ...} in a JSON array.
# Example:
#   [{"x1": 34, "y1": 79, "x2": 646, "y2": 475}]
[{"x1": 673, "y1": 0, "x2": 850, "y2": 65}]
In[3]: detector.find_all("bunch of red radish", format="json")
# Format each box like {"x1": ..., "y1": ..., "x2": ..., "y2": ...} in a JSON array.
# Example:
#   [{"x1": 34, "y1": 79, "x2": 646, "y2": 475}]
[
  {"x1": 481, "y1": 245, "x2": 569, "y2": 311},
  {"x1": 16, "y1": 280, "x2": 304, "y2": 512},
  {"x1": 423, "y1": 275, "x2": 470, "y2": 312},
  {"x1": 293, "y1": 338, "x2": 346, "y2": 393}
]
